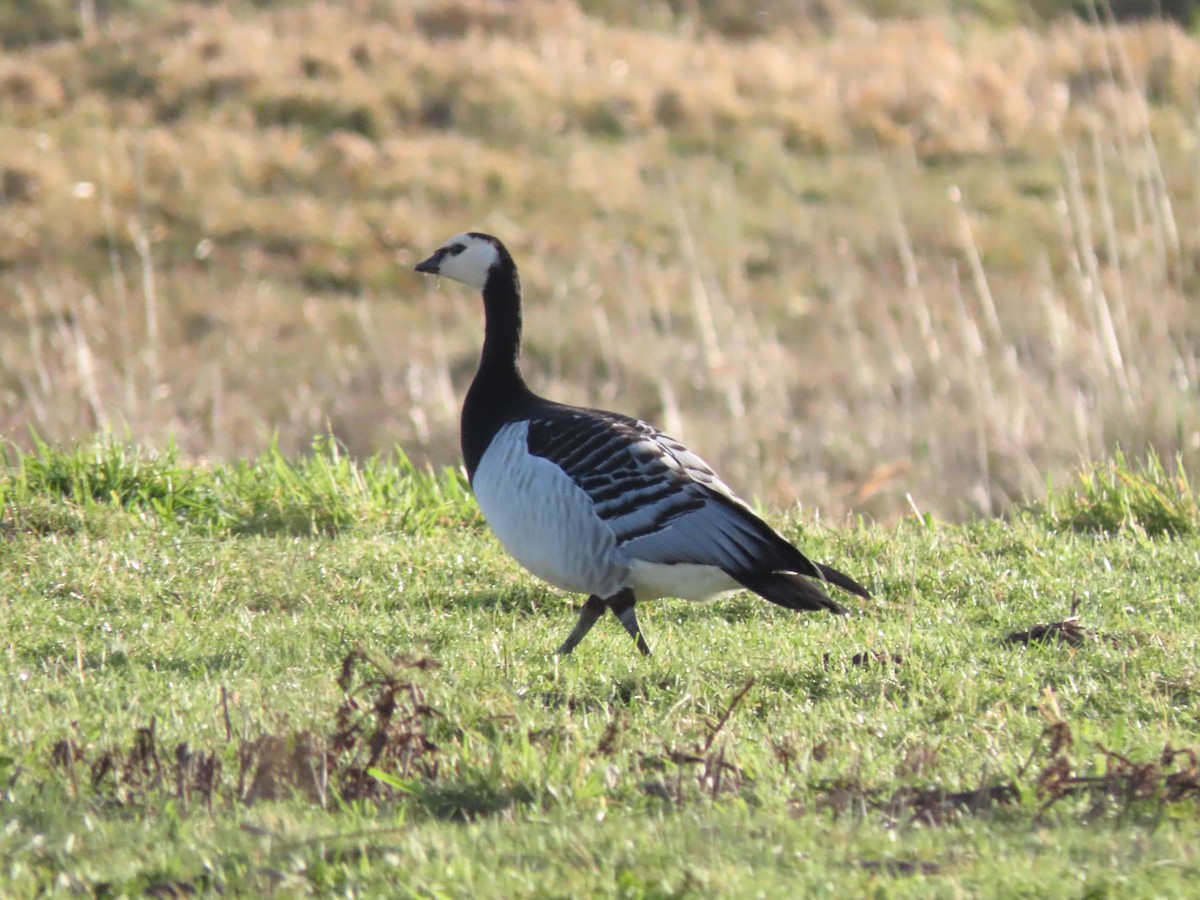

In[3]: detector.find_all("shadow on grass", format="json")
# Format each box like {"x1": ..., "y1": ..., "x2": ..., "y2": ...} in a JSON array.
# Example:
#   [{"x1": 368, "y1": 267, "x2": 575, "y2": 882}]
[
  {"x1": 147, "y1": 651, "x2": 247, "y2": 677},
  {"x1": 435, "y1": 588, "x2": 553, "y2": 617},
  {"x1": 408, "y1": 776, "x2": 538, "y2": 822},
  {"x1": 756, "y1": 656, "x2": 904, "y2": 703},
  {"x1": 530, "y1": 673, "x2": 684, "y2": 713}
]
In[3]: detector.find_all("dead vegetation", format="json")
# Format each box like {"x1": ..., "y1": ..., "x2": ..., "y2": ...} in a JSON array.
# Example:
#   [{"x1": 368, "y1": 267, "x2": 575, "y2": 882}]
[
  {"x1": 35, "y1": 659, "x2": 1200, "y2": 834},
  {"x1": 1, "y1": 3, "x2": 1199, "y2": 520},
  {"x1": 824, "y1": 649, "x2": 905, "y2": 669},
  {"x1": 1038, "y1": 740, "x2": 1200, "y2": 821},
  {"x1": 809, "y1": 721, "x2": 1200, "y2": 827},
  {"x1": 48, "y1": 650, "x2": 443, "y2": 811},
  {"x1": 812, "y1": 775, "x2": 1020, "y2": 826},
  {"x1": 1003, "y1": 597, "x2": 1122, "y2": 648},
  {"x1": 635, "y1": 678, "x2": 756, "y2": 804},
  {"x1": 852, "y1": 858, "x2": 944, "y2": 876}
]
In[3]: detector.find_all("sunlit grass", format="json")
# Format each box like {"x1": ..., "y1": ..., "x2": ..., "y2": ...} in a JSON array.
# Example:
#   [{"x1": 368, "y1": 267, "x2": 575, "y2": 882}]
[
  {"x1": 1041, "y1": 449, "x2": 1199, "y2": 537},
  {"x1": 1, "y1": 443, "x2": 1198, "y2": 894},
  {"x1": 1, "y1": 432, "x2": 479, "y2": 536}
]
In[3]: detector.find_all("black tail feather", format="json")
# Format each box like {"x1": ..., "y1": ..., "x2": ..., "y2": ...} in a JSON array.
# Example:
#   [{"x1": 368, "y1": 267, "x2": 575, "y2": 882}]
[
  {"x1": 813, "y1": 562, "x2": 871, "y2": 600},
  {"x1": 731, "y1": 571, "x2": 850, "y2": 615}
]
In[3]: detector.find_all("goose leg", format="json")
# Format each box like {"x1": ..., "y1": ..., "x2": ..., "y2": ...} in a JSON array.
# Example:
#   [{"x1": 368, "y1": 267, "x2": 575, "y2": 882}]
[
  {"x1": 608, "y1": 590, "x2": 652, "y2": 657},
  {"x1": 557, "y1": 595, "x2": 607, "y2": 655}
]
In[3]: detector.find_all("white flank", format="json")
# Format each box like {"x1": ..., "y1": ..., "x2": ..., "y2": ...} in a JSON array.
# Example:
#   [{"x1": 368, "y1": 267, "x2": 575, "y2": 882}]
[
  {"x1": 474, "y1": 421, "x2": 755, "y2": 606},
  {"x1": 472, "y1": 422, "x2": 628, "y2": 597}
]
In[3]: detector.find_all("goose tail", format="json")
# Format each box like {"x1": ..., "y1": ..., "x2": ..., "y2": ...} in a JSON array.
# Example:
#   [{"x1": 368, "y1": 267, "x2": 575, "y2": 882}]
[
  {"x1": 813, "y1": 562, "x2": 871, "y2": 600},
  {"x1": 732, "y1": 571, "x2": 851, "y2": 615}
]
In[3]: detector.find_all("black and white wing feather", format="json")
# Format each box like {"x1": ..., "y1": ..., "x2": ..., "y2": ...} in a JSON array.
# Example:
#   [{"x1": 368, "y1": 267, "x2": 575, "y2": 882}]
[{"x1": 526, "y1": 409, "x2": 824, "y2": 579}]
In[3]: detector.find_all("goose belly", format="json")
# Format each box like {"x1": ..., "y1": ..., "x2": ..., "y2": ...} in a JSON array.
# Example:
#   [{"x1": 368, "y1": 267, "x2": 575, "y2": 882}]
[
  {"x1": 627, "y1": 560, "x2": 741, "y2": 602},
  {"x1": 472, "y1": 424, "x2": 626, "y2": 597}
]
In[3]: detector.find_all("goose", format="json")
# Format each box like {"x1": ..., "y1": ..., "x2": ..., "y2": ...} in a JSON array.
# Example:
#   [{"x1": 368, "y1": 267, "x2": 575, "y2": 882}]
[{"x1": 415, "y1": 232, "x2": 870, "y2": 656}]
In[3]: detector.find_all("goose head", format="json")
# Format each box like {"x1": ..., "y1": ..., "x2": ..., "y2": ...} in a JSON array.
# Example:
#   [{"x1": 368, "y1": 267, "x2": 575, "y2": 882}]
[{"x1": 415, "y1": 232, "x2": 507, "y2": 290}]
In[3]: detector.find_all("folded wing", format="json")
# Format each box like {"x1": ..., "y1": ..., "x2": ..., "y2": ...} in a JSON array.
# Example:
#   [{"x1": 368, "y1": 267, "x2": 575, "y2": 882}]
[{"x1": 524, "y1": 409, "x2": 845, "y2": 585}]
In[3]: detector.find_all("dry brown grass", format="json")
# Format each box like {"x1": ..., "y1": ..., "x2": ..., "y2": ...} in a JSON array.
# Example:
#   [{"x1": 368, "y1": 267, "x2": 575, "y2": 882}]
[{"x1": 1, "y1": 1, "x2": 1199, "y2": 520}]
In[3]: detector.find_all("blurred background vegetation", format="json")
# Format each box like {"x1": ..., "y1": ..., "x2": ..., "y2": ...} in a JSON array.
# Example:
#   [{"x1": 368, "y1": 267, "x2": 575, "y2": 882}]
[
  {"x1": 2, "y1": 0, "x2": 1199, "y2": 520},
  {"x1": 4, "y1": 1, "x2": 1200, "y2": 48}
]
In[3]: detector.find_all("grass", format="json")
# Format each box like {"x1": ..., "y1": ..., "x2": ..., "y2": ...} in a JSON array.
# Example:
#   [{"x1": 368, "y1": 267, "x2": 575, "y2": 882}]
[
  {"x1": 0, "y1": 433, "x2": 479, "y2": 536},
  {"x1": 3, "y1": 4, "x2": 1200, "y2": 886},
  {"x1": 1, "y1": 441, "x2": 1199, "y2": 895},
  {"x1": 1042, "y1": 449, "x2": 1200, "y2": 537},
  {"x1": 3, "y1": 2, "x2": 1200, "y2": 521}
]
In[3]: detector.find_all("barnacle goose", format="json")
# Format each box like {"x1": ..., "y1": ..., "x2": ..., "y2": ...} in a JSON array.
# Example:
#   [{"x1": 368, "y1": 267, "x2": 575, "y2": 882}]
[{"x1": 415, "y1": 232, "x2": 870, "y2": 656}]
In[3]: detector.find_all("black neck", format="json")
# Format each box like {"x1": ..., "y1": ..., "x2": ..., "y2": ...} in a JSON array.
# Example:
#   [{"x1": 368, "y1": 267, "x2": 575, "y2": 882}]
[
  {"x1": 461, "y1": 260, "x2": 537, "y2": 480},
  {"x1": 480, "y1": 271, "x2": 523, "y2": 376}
]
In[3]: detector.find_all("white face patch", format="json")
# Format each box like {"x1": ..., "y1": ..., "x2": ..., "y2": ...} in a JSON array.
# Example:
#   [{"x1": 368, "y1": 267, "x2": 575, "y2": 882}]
[{"x1": 426, "y1": 233, "x2": 500, "y2": 289}]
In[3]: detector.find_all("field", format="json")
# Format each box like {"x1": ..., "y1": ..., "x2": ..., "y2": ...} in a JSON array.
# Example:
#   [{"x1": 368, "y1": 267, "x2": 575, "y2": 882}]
[
  {"x1": 1, "y1": 442, "x2": 1199, "y2": 895},
  {"x1": 2, "y1": 1, "x2": 1200, "y2": 520},
  {"x1": 3, "y1": 0, "x2": 1200, "y2": 895}
]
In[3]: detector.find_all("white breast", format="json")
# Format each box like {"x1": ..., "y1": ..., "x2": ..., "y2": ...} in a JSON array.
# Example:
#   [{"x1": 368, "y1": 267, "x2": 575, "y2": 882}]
[{"x1": 472, "y1": 422, "x2": 630, "y2": 598}]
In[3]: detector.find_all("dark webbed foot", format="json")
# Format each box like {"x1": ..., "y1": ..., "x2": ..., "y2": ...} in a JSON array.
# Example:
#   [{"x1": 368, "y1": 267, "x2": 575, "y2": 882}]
[
  {"x1": 556, "y1": 589, "x2": 652, "y2": 657},
  {"x1": 608, "y1": 589, "x2": 652, "y2": 657},
  {"x1": 556, "y1": 595, "x2": 606, "y2": 655}
]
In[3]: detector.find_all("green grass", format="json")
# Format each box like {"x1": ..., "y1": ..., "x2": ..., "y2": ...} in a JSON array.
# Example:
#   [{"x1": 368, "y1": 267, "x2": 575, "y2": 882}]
[
  {"x1": 1041, "y1": 450, "x2": 1200, "y2": 538},
  {"x1": 1, "y1": 433, "x2": 479, "y2": 537},
  {"x1": 2, "y1": 441, "x2": 1199, "y2": 895}
]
